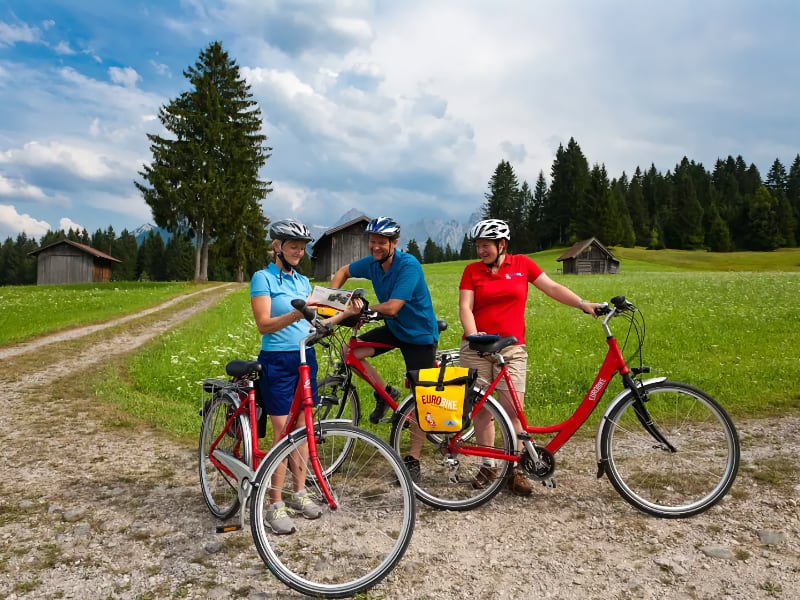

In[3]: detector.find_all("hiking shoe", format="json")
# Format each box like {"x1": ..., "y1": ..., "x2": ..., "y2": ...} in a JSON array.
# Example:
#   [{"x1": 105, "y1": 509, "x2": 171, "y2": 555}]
[
  {"x1": 507, "y1": 469, "x2": 533, "y2": 497},
  {"x1": 370, "y1": 386, "x2": 401, "y2": 424},
  {"x1": 472, "y1": 465, "x2": 499, "y2": 490},
  {"x1": 266, "y1": 502, "x2": 296, "y2": 534},
  {"x1": 287, "y1": 490, "x2": 322, "y2": 520},
  {"x1": 403, "y1": 455, "x2": 421, "y2": 483}
]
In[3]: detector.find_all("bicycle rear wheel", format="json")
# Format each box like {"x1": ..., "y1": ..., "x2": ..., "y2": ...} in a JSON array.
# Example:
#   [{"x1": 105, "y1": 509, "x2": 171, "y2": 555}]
[
  {"x1": 198, "y1": 389, "x2": 252, "y2": 520},
  {"x1": 389, "y1": 395, "x2": 515, "y2": 511},
  {"x1": 250, "y1": 422, "x2": 415, "y2": 598},
  {"x1": 600, "y1": 381, "x2": 740, "y2": 518}
]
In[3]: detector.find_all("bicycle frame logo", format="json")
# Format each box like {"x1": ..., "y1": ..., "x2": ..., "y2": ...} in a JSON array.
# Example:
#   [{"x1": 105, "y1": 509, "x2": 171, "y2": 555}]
[{"x1": 588, "y1": 377, "x2": 608, "y2": 403}]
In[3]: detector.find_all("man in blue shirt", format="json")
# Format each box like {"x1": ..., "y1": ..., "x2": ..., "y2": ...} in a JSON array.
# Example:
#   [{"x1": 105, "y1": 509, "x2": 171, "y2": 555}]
[{"x1": 330, "y1": 216, "x2": 438, "y2": 478}]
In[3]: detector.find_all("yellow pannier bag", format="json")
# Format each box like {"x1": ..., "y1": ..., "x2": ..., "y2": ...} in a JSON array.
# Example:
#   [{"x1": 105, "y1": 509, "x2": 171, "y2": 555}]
[{"x1": 408, "y1": 365, "x2": 477, "y2": 433}]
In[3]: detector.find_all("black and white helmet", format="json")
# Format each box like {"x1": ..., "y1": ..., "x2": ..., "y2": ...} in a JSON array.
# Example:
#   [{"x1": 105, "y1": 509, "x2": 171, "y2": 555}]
[
  {"x1": 468, "y1": 219, "x2": 510, "y2": 241},
  {"x1": 366, "y1": 216, "x2": 401, "y2": 239},
  {"x1": 269, "y1": 218, "x2": 313, "y2": 242}
]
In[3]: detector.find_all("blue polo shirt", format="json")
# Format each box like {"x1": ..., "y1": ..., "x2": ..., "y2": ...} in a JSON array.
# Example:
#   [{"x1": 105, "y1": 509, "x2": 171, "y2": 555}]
[
  {"x1": 349, "y1": 250, "x2": 438, "y2": 345},
  {"x1": 250, "y1": 262, "x2": 312, "y2": 351}
]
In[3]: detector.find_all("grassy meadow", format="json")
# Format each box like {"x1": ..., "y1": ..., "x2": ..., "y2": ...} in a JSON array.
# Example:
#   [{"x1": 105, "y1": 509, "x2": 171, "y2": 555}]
[
  {"x1": 2, "y1": 248, "x2": 798, "y2": 443},
  {"x1": 0, "y1": 281, "x2": 213, "y2": 346},
  {"x1": 80, "y1": 247, "x2": 800, "y2": 444}
]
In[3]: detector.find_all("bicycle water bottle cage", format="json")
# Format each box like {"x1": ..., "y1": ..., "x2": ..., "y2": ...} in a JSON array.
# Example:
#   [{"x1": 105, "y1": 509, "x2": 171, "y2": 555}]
[
  {"x1": 465, "y1": 334, "x2": 518, "y2": 354},
  {"x1": 226, "y1": 360, "x2": 262, "y2": 379}
]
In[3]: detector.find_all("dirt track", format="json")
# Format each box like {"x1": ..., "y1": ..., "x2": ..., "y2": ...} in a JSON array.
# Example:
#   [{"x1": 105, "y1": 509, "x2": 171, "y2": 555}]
[{"x1": 0, "y1": 286, "x2": 798, "y2": 599}]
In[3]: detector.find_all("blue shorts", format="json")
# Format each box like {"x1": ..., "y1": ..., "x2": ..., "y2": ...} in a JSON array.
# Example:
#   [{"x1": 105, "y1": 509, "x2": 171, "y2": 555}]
[{"x1": 257, "y1": 348, "x2": 319, "y2": 416}]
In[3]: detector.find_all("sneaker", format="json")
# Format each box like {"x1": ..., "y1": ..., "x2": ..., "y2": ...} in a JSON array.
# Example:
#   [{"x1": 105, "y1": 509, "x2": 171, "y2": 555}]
[
  {"x1": 507, "y1": 468, "x2": 533, "y2": 497},
  {"x1": 286, "y1": 490, "x2": 322, "y2": 520},
  {"x1": 403, "y1": 455, "x2": 421, "y2": 483},
  {"x1": 472, "y1": 465, "x2": 499, "y2": 489},
  {"x1": 266, "y1": 502, "x2": 296, "y2": 534},
  {"x1": 370, "y1": 385, "x2": 401, "y2": 424}
]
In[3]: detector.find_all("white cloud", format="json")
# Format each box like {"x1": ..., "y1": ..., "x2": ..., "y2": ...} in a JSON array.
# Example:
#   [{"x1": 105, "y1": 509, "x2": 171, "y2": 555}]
[
  {"x1": 0, "y1": 20, "x2": 41, "y2": 46},
  {"x1": 0, "y1": 204, "x2": 51, "y2": 239},
  {"x1": 54, "y1": 40, "x2": 76, "y2": 55},
  {"x1": 108, "y1": 66, "x2": 141, "y2": 88},
  {"x1": 59, "y1": 217, "x2": 84, "y2": 233},
  {"x1": 0, "y1": 174, "x2": 48, "y2": 200},
  {"x1": 0, "y1": 140, "x2": 114, "y2": 179}
]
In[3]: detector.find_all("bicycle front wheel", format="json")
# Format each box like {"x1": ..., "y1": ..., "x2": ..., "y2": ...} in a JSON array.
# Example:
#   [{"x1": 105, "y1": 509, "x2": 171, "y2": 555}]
[
  {"x1": 198, "y1": 390, "x2": 251, "y2": 520},
  {"x1": 600, "y1": 381, "x2": 740, "y2": 518},
  {"x1": 390, "y1": 395, "x2": 515, "y2": 511},
  {"x1": 250, "y1": 422, "x2": 415, "y2": 598}
]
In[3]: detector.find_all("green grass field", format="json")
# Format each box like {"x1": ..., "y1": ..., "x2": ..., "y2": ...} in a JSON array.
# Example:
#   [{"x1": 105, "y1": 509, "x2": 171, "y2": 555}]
[
  {"x1": 93, "y1": 248, "x2": 800, "y2": 442},
  {"x1": 0, "y1": 281, "x2": 212, "y2": 345},
  {"x1": 3, "y1": 248, "x2": 799, "y2": 442}
]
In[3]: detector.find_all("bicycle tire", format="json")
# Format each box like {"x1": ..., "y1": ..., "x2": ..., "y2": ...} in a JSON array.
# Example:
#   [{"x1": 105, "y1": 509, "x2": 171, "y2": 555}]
[
  {"x1": 198, "y1": 390, "x2": 252, "y2": 520},
  {"x1": 308, "y1": 374, "x2": 361, "y2": 479},
  {"x1": 389, "y1": 394, "x2": 515, "y2": 511},
  {"x1": 316, "y1": 372, "x2": 361, "y2": 423},
  {"x1": 600, "y1": 380, "x2": 740, "y2": 518},
  {"x1": 250, "y1": 422, "x2": 415, "y2": 598}
]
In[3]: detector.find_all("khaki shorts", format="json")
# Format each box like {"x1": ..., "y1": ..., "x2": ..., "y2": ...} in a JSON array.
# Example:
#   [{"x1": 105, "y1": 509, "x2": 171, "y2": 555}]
[{"x1": 458, "y1": 339, "x2": 527, "y2": 397}]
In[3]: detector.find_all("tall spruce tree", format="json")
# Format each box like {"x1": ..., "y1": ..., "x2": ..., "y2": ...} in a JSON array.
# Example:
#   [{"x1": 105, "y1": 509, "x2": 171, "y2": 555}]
[
  {"x1": 546, "y1": 137, "x2": 589, "y2": 247},
  {"x1": 787, "y1": 154, "x2": 800, "y2": 244},
  {"x1": 482, "y1": 160, "x2": 521, "y2": 235},
  {"x1": 136, "y1": 41, "x2": 271, "y2": 281}
]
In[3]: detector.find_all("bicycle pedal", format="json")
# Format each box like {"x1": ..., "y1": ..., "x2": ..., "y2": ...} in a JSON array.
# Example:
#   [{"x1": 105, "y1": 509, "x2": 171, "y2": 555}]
[
  {"x1": 215, "y1": 524, "x2": 242, "y2": 534},
  {"x1": 541, "y1": 477, "x2": 556, "y2": 489}
]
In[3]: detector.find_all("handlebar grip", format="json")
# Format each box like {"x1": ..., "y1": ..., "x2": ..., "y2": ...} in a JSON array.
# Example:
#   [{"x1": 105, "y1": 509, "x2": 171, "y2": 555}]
[{"x1": 290, "y1": 298, "x2": 317, "y2": 322}]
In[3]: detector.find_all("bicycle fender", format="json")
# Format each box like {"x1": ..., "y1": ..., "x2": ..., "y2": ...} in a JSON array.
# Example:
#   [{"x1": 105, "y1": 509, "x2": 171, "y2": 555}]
[{"x1": 594, "y1": 377, "x2": 667, "y2": 463}]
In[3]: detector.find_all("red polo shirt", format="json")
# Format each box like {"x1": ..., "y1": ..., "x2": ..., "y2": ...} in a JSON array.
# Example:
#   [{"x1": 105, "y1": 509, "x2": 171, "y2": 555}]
[{"x1": 459, "y1": 253, "x2": 543, "y2": 345}]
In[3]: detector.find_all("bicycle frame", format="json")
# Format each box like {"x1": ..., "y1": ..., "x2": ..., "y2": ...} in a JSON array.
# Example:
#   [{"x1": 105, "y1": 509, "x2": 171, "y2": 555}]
[
  {"x1": 337, "y1": 318, "x2": 403, "y2": 409},
  {"x1": 208, "y1": 324, "x2": 339, "y2": 529},
  {"x1": 450, "y1": 308, "x2": 643, "y2": 463}
]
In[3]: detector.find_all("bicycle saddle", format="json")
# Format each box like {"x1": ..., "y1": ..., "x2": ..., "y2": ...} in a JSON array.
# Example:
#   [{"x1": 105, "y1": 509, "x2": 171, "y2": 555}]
[
  {"x1": 226, "y1": 360, "x2": 262, "y2": 378},
  {"x1": 465, "y1": 334, "x2": 518, "y2": 354}
]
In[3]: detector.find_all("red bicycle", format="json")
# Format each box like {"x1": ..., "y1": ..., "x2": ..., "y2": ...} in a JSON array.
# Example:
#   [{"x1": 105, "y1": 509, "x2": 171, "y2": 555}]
[
  {"x1": 388, "y1": 295, "x2": 740, "y2": 517},
  {"x1": 198, "y1": 300, "x2": 415, "y2": 598}
]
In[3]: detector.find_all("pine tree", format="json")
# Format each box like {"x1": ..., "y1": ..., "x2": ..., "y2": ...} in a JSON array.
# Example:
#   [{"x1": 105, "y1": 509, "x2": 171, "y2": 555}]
[
  {"x1": 112, "y1": 229, "x2": 139, "y2": 280},
  {"x1": 787, "y1": 154, "x2": 800, "y2": 244},
  {"x1": 458, "y1": 234, "x2": 472, "y2": 260},
  {"x1": 745, "y1": 186, "x2": 781, "y2": 250},
  {"x1": 626, "y1": 168, "x2": 649, "y2": 246},
  {"x1": 546, "y1": 137, "x2": 590, "y2": 247},
  {"x1": 406, "y1": 239, "x2": 422, "y2": 262},
  {"x1": 482, "y1": 160, "x2": 521, "y2": 239},
  {"x1": 136, "y1": 41, "x2": 271, "y2": 281}
]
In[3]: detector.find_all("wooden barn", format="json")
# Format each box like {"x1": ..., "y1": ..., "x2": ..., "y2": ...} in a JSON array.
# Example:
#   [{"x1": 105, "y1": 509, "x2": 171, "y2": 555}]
[
  {"x1": 312, "y1": 216, "x2": 370, "y2": 281},
  {"x1": 29, "y1": 239, "x2": 121, "y2": 285},
  {"x1": 557, "y1": 237, "x2": 620, "y2": 274}
]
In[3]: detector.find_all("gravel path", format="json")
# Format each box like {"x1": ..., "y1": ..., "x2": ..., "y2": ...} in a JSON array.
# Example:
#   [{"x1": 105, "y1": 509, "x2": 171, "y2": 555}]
[{"x1": 0, "y1": 286, "x2": 798, "y2": 599}]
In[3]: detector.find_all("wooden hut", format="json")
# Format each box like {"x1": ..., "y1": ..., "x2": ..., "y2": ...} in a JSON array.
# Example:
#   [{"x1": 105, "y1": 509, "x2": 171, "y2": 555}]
[
  {"x1": 29, "y1": 239, "x2": 121, "y2": 285},
  {"x1": 557, "y1": 237, "x2": 619, "y2": 274},
  {"x1": 312, "y1": 216, "x2": 370, "y2": 281}
]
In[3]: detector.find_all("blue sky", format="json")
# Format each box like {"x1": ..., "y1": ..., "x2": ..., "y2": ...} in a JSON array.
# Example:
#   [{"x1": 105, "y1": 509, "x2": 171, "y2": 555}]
[{"x1": 1, "y1": 0, "x2": 799, "y2": 241}]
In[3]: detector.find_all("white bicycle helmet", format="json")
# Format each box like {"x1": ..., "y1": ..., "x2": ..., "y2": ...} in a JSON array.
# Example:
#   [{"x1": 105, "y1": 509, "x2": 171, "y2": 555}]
[
  {"x1": 365, "y1": 216, "x2": 401, "y2": 239},
  {"x1": 468, "y1": 219, "x2": 510, "y2": 241},
  {"x1": 269, "y1": 218, "x2": 313, "y2": 242}
]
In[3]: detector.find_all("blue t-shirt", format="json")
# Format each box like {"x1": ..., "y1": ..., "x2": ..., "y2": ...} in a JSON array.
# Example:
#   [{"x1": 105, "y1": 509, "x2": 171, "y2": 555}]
[
  {"x1": 349, "y1": 250, "x2": 438, "y2": 345},
  {"x1": 250, "y1": 262, "x2": 312, "y2": 351}
]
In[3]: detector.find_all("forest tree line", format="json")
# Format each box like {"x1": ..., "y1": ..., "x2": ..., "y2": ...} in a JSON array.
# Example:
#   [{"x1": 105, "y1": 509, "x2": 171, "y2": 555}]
[
  {"x1": 3, "y1": 138, "x2": 799, "y2": 283},
  {"x1": 396, "y1": 140, "x2": 800, "y2": 265}
]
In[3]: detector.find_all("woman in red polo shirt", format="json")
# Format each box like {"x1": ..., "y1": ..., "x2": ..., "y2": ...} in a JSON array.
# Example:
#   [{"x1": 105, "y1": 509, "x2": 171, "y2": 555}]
[{"x1": 458, "y1": 219, "x2": 601, "y2": 496}]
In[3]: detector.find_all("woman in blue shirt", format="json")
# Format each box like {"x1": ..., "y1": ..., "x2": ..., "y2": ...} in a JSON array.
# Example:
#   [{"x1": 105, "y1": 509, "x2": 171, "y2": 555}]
[{"x1": 251, "y1": 218, "x2": 360, "y2": 534}]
